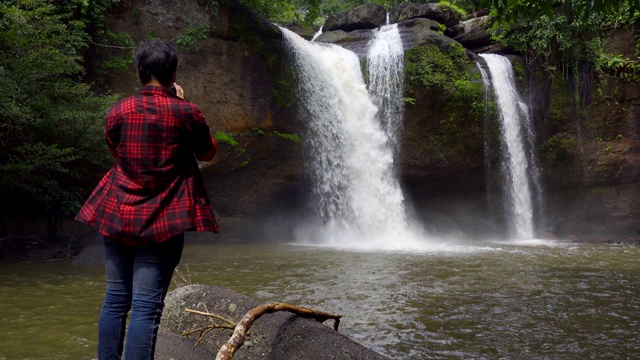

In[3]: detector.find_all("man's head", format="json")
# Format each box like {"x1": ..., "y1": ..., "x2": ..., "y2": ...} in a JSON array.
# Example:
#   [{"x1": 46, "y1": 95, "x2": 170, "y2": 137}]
[{"x1": 134, "y1": 40, "x2": 178, "y2": 87}]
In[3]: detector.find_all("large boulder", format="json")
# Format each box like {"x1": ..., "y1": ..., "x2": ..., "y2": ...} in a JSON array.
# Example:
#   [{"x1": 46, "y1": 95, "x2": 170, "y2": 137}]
[
  {"x1": 323, "y1": 3, "x2": 387, "y2": 32},
  {"x1": 314, "y1": 28, "x2": 375, "y2": 56},
  {"x1": 389, "y1": 3, "x2": 462, "y2": 28},
  {"x1": 162, "y1": 284, "x2": 389, "y2": 359},
  {"x1": 453, "y1": 15, "x2": 494, "y2": 49}
]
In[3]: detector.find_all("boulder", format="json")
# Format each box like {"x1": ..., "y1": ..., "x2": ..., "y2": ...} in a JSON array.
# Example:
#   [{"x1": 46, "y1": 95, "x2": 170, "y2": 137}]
[
  {"x1": 398, "y1": 18, "x2": 462, "y2": 51},
  {"x1": 453, "y1": 15, "x2": 494, "y2": 49},
  {"x1": 282, "y1": 22, "x2": 318, "y2": 40},
  {"x1": 162, "y1": 284, "x2": 389, "y2": 359},
  {"x1": 323, "y1": 3, "x2": 387, "y2": 32},
  {"x1": 314, "y1": 28, "x2": 373, "y2": 56},
  {"x1": 155, "y1": 331, "x2": 215, "y2": 359},
  {"x1": 389, "y1": 3, "x2": 462, "y2": 28},
  {"x1": 72, "y1": 244, "x2": 105, "y2": 266}
]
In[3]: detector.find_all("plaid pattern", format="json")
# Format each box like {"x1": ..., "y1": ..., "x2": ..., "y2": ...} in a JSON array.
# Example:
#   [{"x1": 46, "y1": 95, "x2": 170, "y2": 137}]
[{"x1": 76, "y1": 85, "x2": 218, "y2": 245}]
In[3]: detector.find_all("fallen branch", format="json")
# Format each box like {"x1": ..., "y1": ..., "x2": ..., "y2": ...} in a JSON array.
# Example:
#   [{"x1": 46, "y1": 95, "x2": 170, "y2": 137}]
[
  {"x1": 216, "y1": 302, "x2": 342, "y2": 360},
  {"x1": 183, "y1": 306, "x2": 237, "y2": 349}
]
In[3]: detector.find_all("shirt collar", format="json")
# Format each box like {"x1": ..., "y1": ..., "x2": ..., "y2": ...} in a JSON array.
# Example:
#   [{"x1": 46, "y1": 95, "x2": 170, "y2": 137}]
[{"x1": 139, "y1": 85, "x2": 170, "y2": 96}]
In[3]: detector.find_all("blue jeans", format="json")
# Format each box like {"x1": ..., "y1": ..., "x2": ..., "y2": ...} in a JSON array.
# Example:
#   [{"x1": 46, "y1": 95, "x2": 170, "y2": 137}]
[{"x1": 98, "y1": 233, "x2": 184, "y2": 360}]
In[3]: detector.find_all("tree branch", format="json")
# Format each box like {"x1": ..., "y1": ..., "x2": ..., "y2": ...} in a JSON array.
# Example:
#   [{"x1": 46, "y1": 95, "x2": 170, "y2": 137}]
[{"x1": 215, "y1": 302, "x2": 342, "y2": 360}]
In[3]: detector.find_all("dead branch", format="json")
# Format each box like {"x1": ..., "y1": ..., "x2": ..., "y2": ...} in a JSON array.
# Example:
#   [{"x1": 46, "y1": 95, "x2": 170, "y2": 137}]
[
  {"x1": 216, "y1": 302, "x2": 342, "y2": 360},
  {"x1": 183, "y1": 304, "x2": 237, "y2": 350}
]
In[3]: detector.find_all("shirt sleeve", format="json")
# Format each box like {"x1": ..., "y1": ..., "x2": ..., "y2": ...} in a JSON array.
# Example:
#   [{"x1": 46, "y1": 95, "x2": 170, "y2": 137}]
[{"x1": 191, "y1": 106, "x2": 214, "y2": 156}]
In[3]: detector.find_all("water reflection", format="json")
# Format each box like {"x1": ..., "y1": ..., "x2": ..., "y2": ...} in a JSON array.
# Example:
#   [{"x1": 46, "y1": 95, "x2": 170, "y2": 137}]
[{"x1": 1, "y1": 241, "x2": 639, "y2": 359}]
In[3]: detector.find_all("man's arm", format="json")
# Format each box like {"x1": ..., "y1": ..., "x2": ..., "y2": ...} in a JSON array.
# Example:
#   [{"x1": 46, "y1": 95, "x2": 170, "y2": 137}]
[{"x1": 196, "y1": 136, "x2": 217, "y2": 162}]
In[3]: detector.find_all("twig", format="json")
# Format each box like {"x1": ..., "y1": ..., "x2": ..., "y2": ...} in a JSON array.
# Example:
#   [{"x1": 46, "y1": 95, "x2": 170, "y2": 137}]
[
  {"x1": 185, "y1": 308, "x2": 236, "y2": 326},
  {"x1": 174, "y1": 264, "x2": 192, "y2": 286},
  {"x1": 90, "y1": 41, "x2": 136, "y2": 50}
]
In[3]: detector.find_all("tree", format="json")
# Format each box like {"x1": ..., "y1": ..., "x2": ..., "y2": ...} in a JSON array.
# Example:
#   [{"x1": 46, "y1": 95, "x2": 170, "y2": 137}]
[
  {"x1": 480, "y1": 0, "x2": 640, "y2": 24},
  {"x1": 0, "y1": 0, "x2": 118, "y2": 240}
]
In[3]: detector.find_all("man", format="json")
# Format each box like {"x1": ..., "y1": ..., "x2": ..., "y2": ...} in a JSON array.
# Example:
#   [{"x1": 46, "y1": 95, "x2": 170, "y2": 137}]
[{"x1": 76, "y1": 40, "x2": 218, "y2": 359}]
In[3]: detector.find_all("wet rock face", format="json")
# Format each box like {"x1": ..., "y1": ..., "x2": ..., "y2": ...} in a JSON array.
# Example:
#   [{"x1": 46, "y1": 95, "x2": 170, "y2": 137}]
[
  {"x1": 162, "y1": 284, "x2": 389, "y2": 359},
  {"x1": 323, "y1": 3, "x2": 387, "y2": 32}
]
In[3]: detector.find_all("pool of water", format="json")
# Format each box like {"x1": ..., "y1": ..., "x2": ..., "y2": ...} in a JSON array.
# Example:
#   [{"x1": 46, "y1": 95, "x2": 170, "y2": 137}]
[{"x1": 1, "y1": 239, "x2": 639, "y2": 359}]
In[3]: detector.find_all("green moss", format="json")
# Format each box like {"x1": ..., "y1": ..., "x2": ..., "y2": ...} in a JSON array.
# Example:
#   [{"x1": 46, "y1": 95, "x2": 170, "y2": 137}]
[
  {"x1": 176, "y1": 24, "x2": 209, "y2": 50},
  {"x1": 540, "y1": 132, "x2": 577, "y2": 163},
  {"x1": 405, "y1": 42, "x2": 484, "y2": 159},
  {"x1": 437, "y1": 0, "x2": 467, "y2": 16},
  {"x1": 273, "y1": 131, "x2": 301, "y2": 144},
  {"x1": 511, "y1": 58, "x2": 526, "y2": 82},
  {"x1": 272, "y1": 78, "x2": 295, "y2": 108},
  {"x1": 214, "y1": 131, "x2": 238, "y2": 146}
]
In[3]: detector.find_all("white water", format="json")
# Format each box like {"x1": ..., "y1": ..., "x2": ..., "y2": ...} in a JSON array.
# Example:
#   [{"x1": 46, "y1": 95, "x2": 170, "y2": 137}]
[
  {"x1": 479, "y1": 54, "x2": 535, "y2": 239},
  {"x1": 368, "y1": 24, "x2": 405, "y2": 152},
  {"x1": 311, "y1": 26, "x2": 323, "y2": 42},
  {"x1": 281, "y1": 27, "x2": 419, "y2": 249}
]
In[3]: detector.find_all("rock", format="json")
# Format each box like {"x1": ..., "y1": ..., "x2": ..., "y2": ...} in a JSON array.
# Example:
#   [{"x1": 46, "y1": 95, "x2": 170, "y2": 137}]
[
  {"x1": 453, "y1": 16, "x2": 494, "y2": 49},
  {"x1": 314, "y1": 28, "x2": 373, "y2": 56},
  {"x1": 162, "y1": 284, "x2": 389, "y2": 359},
  {"x1": 472, "y1": 42, "x2": 508, "y2": 54},
  {"x1": 398, "y1": 18, "x2": 463, "y2": 50},
  {"x1": 317, "y1": 17, "x2": 461, "y2": 57},
  {"x1": 155, "y1": 331, "x2": 215, "y2": 359},
  {"x1": 282, "y1": 22, "x2": 318, "y2": 40},
  {"x1": 323, "y1": 3, "x2": 387, "y2": 32},
  {"x1": 389, "y1": 3, "x2": 462, "y2": 28},
  {"x1": 72, "y1": 244, "x2": 105, "y2": 266}
]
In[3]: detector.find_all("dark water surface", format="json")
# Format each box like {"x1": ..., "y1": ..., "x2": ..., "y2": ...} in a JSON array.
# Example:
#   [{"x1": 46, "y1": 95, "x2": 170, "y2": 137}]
[{"x1": 1, "y1": 240, "x2": 639, "y2": 359}]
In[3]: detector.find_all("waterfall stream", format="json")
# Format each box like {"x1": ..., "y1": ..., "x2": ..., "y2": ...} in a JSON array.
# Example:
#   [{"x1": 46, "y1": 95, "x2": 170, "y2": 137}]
[
  {"x1": 281, "y1": 26, "x2": 416, "y2": 248},
  {"x1": 479, "y1": 54, "x2": 538, "y2": 239}
]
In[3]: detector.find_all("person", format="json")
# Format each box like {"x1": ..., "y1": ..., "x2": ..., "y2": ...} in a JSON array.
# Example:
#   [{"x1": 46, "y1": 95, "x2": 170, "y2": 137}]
[{"x1": 75, "y1": 40, "x2": 218, "y2": 359}]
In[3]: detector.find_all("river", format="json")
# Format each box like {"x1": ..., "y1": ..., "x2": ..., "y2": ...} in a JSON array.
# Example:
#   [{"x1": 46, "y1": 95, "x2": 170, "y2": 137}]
[{"x1": 1, "y1": 240, "x2": 639, "y2": 359}]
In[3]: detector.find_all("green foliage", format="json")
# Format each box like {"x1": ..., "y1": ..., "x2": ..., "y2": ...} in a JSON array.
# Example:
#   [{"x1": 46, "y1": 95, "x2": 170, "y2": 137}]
[
  {"x1": 405, "y1": 42, "x2": 484, "y2": 158},
  {"x1": 0, "y1": 0, "x2": 119, "y2": 231},
  {"x1": 480, "y1": 0, "x2": 640, "y2": 25},
  {"x1": 405, "y1": 42, "x2": 468, "y2": 96},
  {"x1": 214, "y1": 131, "x2": 239, "y2": 146},
  {"x1": 487, "y1": 0, "x2": 640, "y2": 82},
  {"x1": 540, "y1": 132, "x2": 577, "y2": 163},
  {"x1": 273, "y1": 78, "x2": 296, "y2": 108},
  {"x1": 100, "y1": 30, "x2": 135, "y2": 72},
  {"x1": 176, "y1": 24, "x2": 210, "y2": 49},
  {"x1": 438, "y1": 0, "x2": 467, "y2": 16},
  {"x1": 403, "y1": 97, "x2": 416, "y2": 104},
  {"x1": 239, "y1": 0, "x2": 478, "y2": 26}
]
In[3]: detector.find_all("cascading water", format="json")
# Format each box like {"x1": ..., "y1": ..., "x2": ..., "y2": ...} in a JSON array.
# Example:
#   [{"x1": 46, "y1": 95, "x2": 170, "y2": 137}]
[
  {"x1": 281, "y1": 26, "x2": 415, "y2": 248},
  {"x1": 368, "y1": 23, "x2": 405, "y2": 152},
  {"x1": 311, "y1": 26, "x2": 323, "y2": 42},
  {"x1": 479, "y1": 54, "x2": 538, "y2": 239}
]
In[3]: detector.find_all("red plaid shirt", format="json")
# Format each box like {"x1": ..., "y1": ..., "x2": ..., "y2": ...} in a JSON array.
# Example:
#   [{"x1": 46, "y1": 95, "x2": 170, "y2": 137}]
[{"x1": 76, "y1": 85, "x2": 218, "y2": 245}]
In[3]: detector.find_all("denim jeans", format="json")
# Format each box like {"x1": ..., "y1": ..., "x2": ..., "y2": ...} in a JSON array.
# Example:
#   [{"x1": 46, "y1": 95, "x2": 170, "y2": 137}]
[{"x1": 98, "y1": 233, "x2": 184, "y2": 360}]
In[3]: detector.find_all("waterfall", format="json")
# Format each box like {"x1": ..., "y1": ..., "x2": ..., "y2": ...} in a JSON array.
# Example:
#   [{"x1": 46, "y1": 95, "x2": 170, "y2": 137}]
[
  {"x1": 368, "y1": 24, "x2": 405, "y2": 152},
  {"x1": 479, "y1": 54, "x2": 537, "y2": 240},
  {"x1": 311, "y1": 26, "x2": 323, "y2": 42},
  {"x1": 281, "y1": 26, "x2": 413, "y2": 247}
]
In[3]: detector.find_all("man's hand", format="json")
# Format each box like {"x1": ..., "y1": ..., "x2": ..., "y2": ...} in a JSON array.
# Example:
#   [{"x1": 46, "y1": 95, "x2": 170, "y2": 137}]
[{"x1": 173, "y1": 83, "x2": 185, "y2": 99}]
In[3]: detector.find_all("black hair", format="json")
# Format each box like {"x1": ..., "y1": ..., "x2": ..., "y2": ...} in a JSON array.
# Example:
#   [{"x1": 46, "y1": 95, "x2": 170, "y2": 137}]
[{"x1": 134, "y1": 40, "x2": 178, "y2": 87}]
